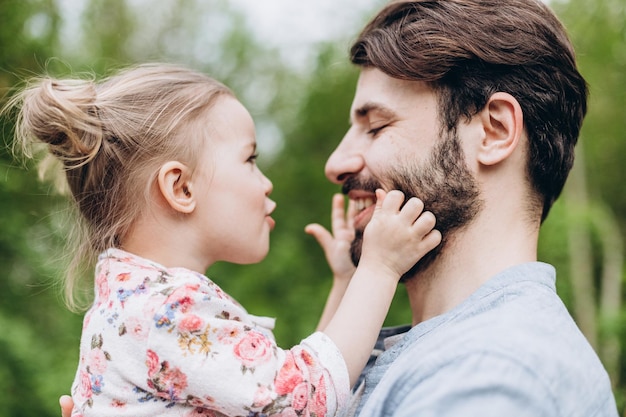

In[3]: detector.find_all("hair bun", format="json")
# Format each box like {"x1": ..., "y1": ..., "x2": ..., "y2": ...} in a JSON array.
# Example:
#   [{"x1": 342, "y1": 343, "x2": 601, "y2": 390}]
[{"x1": 17, "y1": 76, "x2": 104, "y2": 168}]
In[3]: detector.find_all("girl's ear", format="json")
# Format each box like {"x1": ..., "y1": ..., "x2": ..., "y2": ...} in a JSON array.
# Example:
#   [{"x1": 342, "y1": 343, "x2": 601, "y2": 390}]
[
  {"x1": 476, "y1": 92, "x2": 524, "y2": 166},
  {"x1": 157, "y1": 161, "x2": 196, "y2": 214}
]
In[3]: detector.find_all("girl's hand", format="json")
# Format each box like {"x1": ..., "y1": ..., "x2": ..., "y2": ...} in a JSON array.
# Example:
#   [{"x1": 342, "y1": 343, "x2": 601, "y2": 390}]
[
  {"x1": 305, "y1": 193, "x2": 357, "y2": 281},
  {"x1": 60, "y1": 395, "x2": 73, "y2": 417},
  {"x1": 361, "y1": 189, "x2": 441, "y2": 278}
]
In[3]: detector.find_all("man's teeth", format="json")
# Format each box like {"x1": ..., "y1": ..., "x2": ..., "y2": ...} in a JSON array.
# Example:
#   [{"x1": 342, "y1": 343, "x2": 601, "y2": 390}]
[{"x1": 354, "y1": 198, "x2": 375, "y2": 211}]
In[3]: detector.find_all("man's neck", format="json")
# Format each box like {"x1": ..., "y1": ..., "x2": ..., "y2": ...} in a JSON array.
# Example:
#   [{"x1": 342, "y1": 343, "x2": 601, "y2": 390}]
[{"x1": 405, "y1": 213, "x2": 539, "y2": 325}]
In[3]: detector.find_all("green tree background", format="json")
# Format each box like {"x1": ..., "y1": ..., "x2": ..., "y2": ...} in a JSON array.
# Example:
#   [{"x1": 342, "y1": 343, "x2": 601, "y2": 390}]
[{"x1": 0, "y1": 0, "x2": 624, "y2": 415}]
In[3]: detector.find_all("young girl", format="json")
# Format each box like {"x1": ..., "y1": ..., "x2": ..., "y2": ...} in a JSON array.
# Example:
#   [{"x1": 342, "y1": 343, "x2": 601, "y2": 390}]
[{"x1": 6, "y1": 63, "x2": 440, "y2": 417}]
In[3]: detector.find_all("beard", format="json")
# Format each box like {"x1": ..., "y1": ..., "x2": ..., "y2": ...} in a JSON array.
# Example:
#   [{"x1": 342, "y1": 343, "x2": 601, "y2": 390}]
[{"x1": 344, "y1": 132, "x2": 482, "y2": 282}]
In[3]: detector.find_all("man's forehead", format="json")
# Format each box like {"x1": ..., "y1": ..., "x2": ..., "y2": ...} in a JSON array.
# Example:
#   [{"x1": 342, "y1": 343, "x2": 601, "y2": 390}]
[
  {"x1": 350, "y1": 74, "x2": 398, "y2": 120},
  {"x1": 352, "y1": 68, "x2": 432, "y2": 109},
  {"x1": 350, "y1": 69, "x2": 432, "y2": 119},
  {"x1": 353, "y1": 69, "x2": 396, "y2": 100}
]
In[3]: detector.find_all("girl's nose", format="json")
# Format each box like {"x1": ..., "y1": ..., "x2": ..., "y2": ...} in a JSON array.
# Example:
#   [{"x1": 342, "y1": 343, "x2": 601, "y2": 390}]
[{"x1": 263, "y1": 173, "x2": 273, "y2": 196}]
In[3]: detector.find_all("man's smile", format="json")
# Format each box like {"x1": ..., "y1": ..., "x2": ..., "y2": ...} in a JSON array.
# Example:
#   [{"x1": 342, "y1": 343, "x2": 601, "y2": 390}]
[{"x1": 348, "y1": 191, "x2": 377, "y2": 230}]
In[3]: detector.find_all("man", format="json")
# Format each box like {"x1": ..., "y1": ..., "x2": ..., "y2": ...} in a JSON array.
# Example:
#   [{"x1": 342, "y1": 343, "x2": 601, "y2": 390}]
[
  {"x1": 323, "y1": 0, "x2": 618, "y2": 416},
  {"x1": 61, "y1": 0, "x2": 618, "y2": 416}
]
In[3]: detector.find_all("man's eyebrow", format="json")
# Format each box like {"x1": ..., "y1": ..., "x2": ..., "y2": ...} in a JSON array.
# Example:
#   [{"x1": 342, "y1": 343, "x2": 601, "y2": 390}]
[{"x1": 351, "y1": 102, "x2": 396, "y2": 123}]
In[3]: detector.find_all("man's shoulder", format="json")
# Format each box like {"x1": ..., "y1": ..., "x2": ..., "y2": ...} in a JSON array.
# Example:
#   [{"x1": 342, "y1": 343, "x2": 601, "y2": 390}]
[
  {"x1": 377, "y1": 290, "x2": 615, "y2": 416},
  {"x1": 400, "y1": 278, "x2": 603, "y2": 379}
]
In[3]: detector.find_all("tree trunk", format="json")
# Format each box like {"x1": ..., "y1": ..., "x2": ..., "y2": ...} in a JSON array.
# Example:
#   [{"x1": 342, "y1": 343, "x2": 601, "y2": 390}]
[
  {"x1": 564, "y1": 146, "x2": 623, "y2": 388},
  {"x1": 565, "y1": 147, "x2": 598, "y2": 348}
]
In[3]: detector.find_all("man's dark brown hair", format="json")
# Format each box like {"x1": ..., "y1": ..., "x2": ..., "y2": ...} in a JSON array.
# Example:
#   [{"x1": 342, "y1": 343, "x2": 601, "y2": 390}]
[{"x1": 351, "y1": 0, "x2": 588, "y2": 221}]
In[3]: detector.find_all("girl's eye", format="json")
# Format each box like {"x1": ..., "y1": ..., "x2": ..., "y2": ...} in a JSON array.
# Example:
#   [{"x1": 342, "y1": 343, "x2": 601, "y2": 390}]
[{"x1": 247, "y1": 153, "x2": 259, "y2": 164}]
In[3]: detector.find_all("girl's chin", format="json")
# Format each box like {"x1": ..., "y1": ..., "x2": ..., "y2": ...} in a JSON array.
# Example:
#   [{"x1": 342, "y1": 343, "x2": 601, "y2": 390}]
[{"x1": 250, "y1": 246, "x2": 270, "y2": 264}]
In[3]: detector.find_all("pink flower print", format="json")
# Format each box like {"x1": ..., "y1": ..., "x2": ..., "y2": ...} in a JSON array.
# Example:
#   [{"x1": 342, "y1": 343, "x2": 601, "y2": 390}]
[
  {"x1": 190, "y1": 394, "x2": 220, "y2": 409},
  {"x1": 184, "y1": 408, "x2": 219, "y2": 417},
  {"x1": 166, "y1": 284, "x2": 199, "y2": 312},
  {"x1": 146, "y1": 349, "x2": 160, "y2": 377},
  {"x1": 83, "y1": 311, "x2": 93, "y2": 331},
  {"x1": 111, "y1": 399, "x2": 126, "y2": 408},
  {"x1": 233, "y1": 331, "x2": 273, "y2": 369},
  {"x1": 95, "y1": 269, "x2": 107, "y2": 284},
  {"x1": 178, "y1": 314, "x2": 204, "y2": 333},
  {"x1": 253, "y1": 384, "x2": 276, "y2": 408},
  {"x1": 96, "y1": 272, "x2": 110, "y2": 300},
  {"x1": 215, "y1": 325, "x2": 241, "y2": 344},
  {"x1": 310, "y1": 376, "x2": 327, "y2": 417},
  {"x1": 149, "y1": 361, "x2": 188, "y2": 402},
  {"x1": 143, "y1": 294, "x2": 165, "y2": 318},
  {"x1": 118, "y1": 254, "x2": 134, "y2": 263},
  {"x1": 300, "y1": 350, "x2": 315, "y2": 367},
  {"x1": 275, "y1": 353, "x2": 304, "y2": 396},
  {"x1": 159, "y1": 366, "x2": 188, "y2": 399},
  {"x1": 116, "y1": 272, "x2": 131, "y2": 282},
  {"x1": 291, "y1": 382, "x2": 309, "y2": 411},
  {"x1": 124, "y1": 316, "x2": 148, "y2": 340},
  {"x1": 211, "y1": 284, "x2": 231, "y2": 301},
  {"x1": 298, "y1": 349, "x2": 321, "y2": 387},
  {"x1": 275, "y1": 408, "x2": 299, "y2": 417},
  {"x1": 88, "y1": 348, "x2": 108, "y2": 374},
  {"x1": 146, "y1": 352, "x2": 189, "y2": 402},
  {"x1": 79, "y1": 370, "x2": 93, "y2": 399},
  {"x1": 178, "y1": 296, "x2": 194, "y2": 313}
]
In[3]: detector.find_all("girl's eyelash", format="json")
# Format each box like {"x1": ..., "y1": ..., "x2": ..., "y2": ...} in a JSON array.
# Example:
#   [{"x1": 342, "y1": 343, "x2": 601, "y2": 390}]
[{"x1": 248, "y1": 153, "x2": 259, "y2": 162}]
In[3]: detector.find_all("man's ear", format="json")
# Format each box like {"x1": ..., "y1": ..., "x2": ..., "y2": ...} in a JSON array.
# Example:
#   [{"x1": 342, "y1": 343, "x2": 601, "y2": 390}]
[
  {"x1": 477, "y1": 92, "x2": 524, "y2": 166},
  {"x1": 157, "y1": 161, "x2": 196, "y2": 214}
]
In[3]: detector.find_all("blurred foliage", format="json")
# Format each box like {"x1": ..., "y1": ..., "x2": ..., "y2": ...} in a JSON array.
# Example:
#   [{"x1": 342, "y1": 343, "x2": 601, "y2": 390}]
[
  {"x1": 546, "y1": 0, "x2": 626, "y2": 408},
  {"x1": 0, "y1": 0, "x2": 624, "y2": 415}
]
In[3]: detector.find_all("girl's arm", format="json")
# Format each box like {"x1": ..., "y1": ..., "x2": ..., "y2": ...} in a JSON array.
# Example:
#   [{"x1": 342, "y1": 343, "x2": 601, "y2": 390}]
[
  {"x1": 321, "y1": 190, "x2": 440, "y2": 386},
  {"x1": 60, "y1": 191, "x2": 440, "y2": 416},
  {"x1": 305, "y1": 194, "x2": 356, "y2": 331}
]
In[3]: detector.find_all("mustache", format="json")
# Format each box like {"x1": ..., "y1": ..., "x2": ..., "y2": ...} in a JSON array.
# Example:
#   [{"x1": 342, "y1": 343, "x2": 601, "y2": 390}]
[
  {"x1": 341, "y1": 176, "x2": 382, "y2": 196},
  {"x1": 342, "y1": 174, "x2": 422, "y2": 207}
]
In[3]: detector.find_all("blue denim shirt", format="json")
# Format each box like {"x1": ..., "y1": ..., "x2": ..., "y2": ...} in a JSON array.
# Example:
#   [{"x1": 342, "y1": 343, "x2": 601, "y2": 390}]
[{"x1": 343, "y1": 262, "x2": 618, "y2": 417}]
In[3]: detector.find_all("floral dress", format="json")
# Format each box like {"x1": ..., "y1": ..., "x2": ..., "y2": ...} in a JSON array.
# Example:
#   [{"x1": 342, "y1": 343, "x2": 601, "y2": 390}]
[{"x1": 71, "y1": 249, "x2": 349, "y2": 417}]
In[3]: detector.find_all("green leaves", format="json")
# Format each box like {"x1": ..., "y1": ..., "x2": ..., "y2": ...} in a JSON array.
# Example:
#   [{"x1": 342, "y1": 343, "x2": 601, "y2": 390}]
[{"x1": 1, "y1": 0, "x2": 625, "y2": 415}]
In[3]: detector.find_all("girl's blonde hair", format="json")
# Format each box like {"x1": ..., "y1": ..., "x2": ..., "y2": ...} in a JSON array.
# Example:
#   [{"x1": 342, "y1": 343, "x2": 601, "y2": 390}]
[{"x1": 5, "y1": 63, "x2": 233, "y2": 310}]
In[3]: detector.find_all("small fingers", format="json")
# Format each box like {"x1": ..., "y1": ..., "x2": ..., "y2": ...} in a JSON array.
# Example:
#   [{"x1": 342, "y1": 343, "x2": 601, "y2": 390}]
[
  {"x1": 412, "y1": 210, "x2": 437, "y2": 232},
  {"x1": 345, "y1": 198, "x2": 357, "y2": 228},
  {"x1": 330, "y1": 193, "x2": 347, "y2": 232},
  {"x1": 331, "y1": 193, "x2": 359, "y2": 237},
  {"x1": 421, "y1": 228, "x2": 442, "y2": 250},
  {"x1": 374, "y1": 188, "x2": 387, "y2": 209},
  {"x1": 399, "y1": 196, "x2": 425, "y2": 222},
  {"x1": 60, "y1": 395, "x2": 73, "y2": 417},
  {"x1": 377, "y1": 189, "x2": 403, "y2": 210},
  {"x1": 378, "y1": 190, "x2": 427, "y2": 225},
  {"x1": 305, "y1": 223, "x2": 334, "y2": 250}
]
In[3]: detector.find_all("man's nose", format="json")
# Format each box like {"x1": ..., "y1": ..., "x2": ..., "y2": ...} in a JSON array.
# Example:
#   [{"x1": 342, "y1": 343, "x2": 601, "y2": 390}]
[{"x1": 324, "y1": 134, "x2": 364, "y2": 185}]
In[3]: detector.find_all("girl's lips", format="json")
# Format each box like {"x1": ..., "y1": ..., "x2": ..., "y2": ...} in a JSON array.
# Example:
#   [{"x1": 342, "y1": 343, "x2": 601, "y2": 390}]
[
  {"x1": 266, "y1": 199, "x2": 276, "y2": 230},
  {"x1": 266, "y1": 216, "x2": 275, "y2": 231}
]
